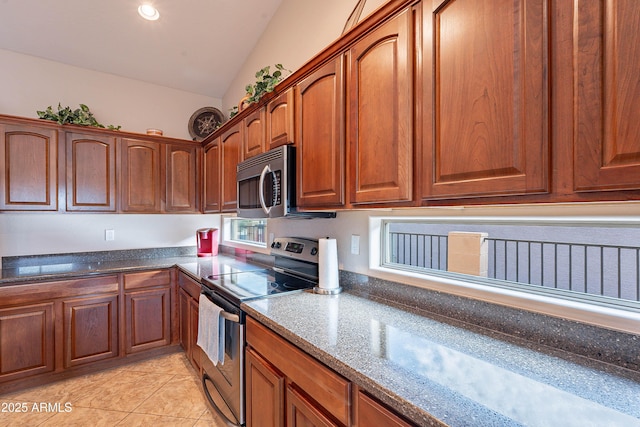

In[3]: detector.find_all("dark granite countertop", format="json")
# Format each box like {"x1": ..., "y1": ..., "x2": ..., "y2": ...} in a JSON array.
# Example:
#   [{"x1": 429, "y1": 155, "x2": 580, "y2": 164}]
[
  {"x1": 0, "y1": 247, "x2": 268, "y2": 286},
  {"x1": 243, "y1": 291, "x2": 640, "y2": 427}
]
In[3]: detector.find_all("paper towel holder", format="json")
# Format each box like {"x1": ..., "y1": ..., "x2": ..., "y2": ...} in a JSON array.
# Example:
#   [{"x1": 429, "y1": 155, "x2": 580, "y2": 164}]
[{"x1": 313, "y1": 286, "x2": 342, "y2": 295}]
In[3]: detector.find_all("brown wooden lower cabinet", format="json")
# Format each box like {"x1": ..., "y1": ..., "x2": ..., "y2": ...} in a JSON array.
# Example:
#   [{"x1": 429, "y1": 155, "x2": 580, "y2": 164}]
[
  {"x1": 246, "y1": 316, "x2": 417, "y2": 427},
  {"x1": 245, "y1": 347, "x2": 285, "y2": 427},
  {"x1": 124, "y1": 271, "x2": 172, "y2": 354},
  {"x1": 0, "y1": 303, "x2": 55, "y2": 382},
  {"x1": 177, "y1": 271, "x2": 202, "y2": 371},
  {"x1": 246, "y1": 316, "x2": 350, "y2": 427},
  {"x1": 0, "y1": 270, "x2": 176, "y2": 391},
  {"x1": 63, "y1": 294, "x2": 118, "y2": 368}
]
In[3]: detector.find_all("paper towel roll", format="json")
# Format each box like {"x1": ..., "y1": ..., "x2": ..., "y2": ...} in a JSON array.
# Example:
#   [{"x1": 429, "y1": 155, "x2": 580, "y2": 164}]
[{"x1": 318, "y1": 237, "x2": 340, "y2": 290}]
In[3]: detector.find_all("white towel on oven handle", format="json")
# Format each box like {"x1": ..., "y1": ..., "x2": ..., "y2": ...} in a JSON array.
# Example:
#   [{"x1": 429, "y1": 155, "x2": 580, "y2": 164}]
[{"x1": 197, "y1": 294, "x2": 225, "y2": 365}]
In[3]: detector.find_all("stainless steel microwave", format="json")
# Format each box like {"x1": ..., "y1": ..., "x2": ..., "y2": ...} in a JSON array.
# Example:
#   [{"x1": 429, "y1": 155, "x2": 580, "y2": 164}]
[{"x1": 236, "y1": 145, "x2": 335, "y2": 219}]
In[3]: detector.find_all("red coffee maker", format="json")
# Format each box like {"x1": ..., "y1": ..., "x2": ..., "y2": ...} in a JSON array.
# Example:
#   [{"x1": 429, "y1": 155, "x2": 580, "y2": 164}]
[{"x1": 197, "y1": 228, "x2": 219, "y2": 257}]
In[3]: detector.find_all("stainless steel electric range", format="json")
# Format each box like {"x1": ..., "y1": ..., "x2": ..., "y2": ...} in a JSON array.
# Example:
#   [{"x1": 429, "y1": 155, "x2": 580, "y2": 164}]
[{"x1": 199, "y1": 237, "x2": 320, "y2": 426}]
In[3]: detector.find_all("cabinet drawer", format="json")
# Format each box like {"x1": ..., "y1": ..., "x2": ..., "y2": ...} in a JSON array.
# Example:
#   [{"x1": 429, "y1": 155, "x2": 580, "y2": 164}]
[
  {"x1": 178, "y1": 271, "x2": 201, "y2": 299},
  {"x1": 123, "y1": 269, "x2": 171, "y2": 290},
  {"x1": 246, "y1": 317, "x2": 350, "y2": 426},
  {"x1": 0, "y1": 275, "x2": 118, "y2": 306}
]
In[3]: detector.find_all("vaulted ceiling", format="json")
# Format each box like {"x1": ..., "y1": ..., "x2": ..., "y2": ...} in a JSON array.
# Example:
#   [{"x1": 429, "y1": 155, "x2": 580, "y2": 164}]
[{"x1": 0, "y1": 0, "x2": 283, "y2": 98}]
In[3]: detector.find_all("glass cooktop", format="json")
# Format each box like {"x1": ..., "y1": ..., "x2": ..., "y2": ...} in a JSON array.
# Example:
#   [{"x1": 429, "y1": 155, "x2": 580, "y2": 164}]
[{"x1": 203, "y1": 269, "x2": 315, "y2": 305}]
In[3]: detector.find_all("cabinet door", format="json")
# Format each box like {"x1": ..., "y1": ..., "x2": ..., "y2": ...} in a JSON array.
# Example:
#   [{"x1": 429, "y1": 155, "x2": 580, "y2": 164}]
[
  {"x1": 0, "y1": 122, "x2": 58, "y2": 210},
  {"x1": 120, "y1": 138, "x2": 161, "y2": 212},
  {"x1": 188, "y1": 296, "x2": 201, "y2": 371},
  {"x1": 178, "y1": 287, "x2": 191, "y2": 353},
  {"x1": 125, "y1": 287, "x2": 171, "y2": 353},
  {"x1": 246, "y1": 347, "x2": 285, "y2": 427},
  {"x1": 573, "y1": 0, "x2": 640, "y2": 192},
  {"x1": 203, "y1": 138, "x2": 221, "y2": 212},
  {"x1": 243, "y1": 108, "x2": 266, "y2": 159},
  {"x1": 165, "y1": 143, "x2": 199, "y2": 212},
  {"x1": 422, "y1": 0, "x2": 549, "y2": 200},
  {"x1": 296, "y1": 57, "x2": 346, "y2": 208},
  {"x1": 267, "y1": 88, "x2": 295, "y2": 149},
  {"x1": 287, "y1": 385, "x2": 339, "y2": 427},
  {"x1": 349, "y1": 8, "x2": 413, "y2": 205},
  {"x1": 63, "y1": 294, "x2": 118, "y2": 368},
  {"x1": 355, "y1": 391, "x2": 413, "y2": 427},
  {"x1": 0, "y1": 303, "x2": 54, "y2": 382},
  {"x1": 221, "y1": 125, "x2": 242, "y2": 212},
  {"x1": 66, "y1": 132, "x2": 116, "y2": 211},
  {"x1": 178, "y1": 287, "x2": 201, "y2": 371}
]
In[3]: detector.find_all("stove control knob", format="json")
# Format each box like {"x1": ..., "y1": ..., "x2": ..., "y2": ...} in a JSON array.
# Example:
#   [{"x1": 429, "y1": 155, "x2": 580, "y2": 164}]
[
  {"x1": 310, "y1": 247, "x2": 318, "y2": 256},
  {"x1": 271, "y1": 241, "x2": 276, "y2": 248},
  {"x1": 273, "y1": 242, "x2": 282, "y2": 249}
]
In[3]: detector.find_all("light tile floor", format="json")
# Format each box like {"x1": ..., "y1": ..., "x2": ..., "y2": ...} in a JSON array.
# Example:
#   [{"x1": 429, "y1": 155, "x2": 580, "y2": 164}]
[{"x1": 0, "y1": 352, "x2": 228, "y2": 426}]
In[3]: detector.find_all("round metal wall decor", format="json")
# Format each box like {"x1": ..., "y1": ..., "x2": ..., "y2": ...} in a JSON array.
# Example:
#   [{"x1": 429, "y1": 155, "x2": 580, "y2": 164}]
[{"x1": 188, "y1": 107, "x2": 224, "y2": 141}]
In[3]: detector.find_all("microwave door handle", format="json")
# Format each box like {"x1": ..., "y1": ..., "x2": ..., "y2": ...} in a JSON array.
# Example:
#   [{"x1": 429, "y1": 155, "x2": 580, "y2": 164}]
[{"x1": 258, "y1": 164, "x2": 272, "y2": 215}]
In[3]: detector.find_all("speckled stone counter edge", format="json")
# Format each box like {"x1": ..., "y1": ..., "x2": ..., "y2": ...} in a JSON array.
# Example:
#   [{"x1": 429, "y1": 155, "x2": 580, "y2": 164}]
[
  {"x1": 339, "y1": 270, "x2": 640, "y2": 373},
  {"x1": 2, "y1": 246, "x2": 197, "y2": 268}
]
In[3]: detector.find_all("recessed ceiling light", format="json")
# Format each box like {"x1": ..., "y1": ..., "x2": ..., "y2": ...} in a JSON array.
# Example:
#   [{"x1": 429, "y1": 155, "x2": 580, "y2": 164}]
[{"x1": 138, "y1": 4, "x2": 160, "y2": 21}]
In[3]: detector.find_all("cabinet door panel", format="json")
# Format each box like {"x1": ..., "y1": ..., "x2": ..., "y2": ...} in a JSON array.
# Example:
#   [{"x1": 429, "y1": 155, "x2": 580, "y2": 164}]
[
  {"x1": 120, "y1": 138, "x2": 161, "y2": 212},
  {"x1": 267, "y1": 89, "x2": 295, "y2": 149},
  {"x1": 296, "y1": 58, "x2": 346, "y2": 208},
  {"x1": 125, "y1": 288, "x2": 171, "y2": 353},
  {"x1": 64, "y1": 295, "x2": 118, "y2": 368},
  {"x1": 203, "y1": 139, "x2": 221, "y2": 212},
  {"x1": 350, "y1": 8, "x2": 413, "y2": 204},
  {"x1": 356, "y1": 391, "x2": 412, "y2": 427},
  {"x1": 221, "y1": 126, "x2": 242, "y2": 212},
  {"x1": 574, "y1": 0, "x2": 640, "y2": 191},
  {"x1": 0, "y1": 123, "x2": 58, "y2": 210},
  {"x1": 244, "y1": 108, "x2": 266, "y2": 159},
  {"x1": 66, "y1": 133, "x2": 116, "y2": 211},
  {"x1": 166, "y1": 144, "x2": 198, "y2": 212},
  {"x1": 246, "y1": 348, "x2": 285, "y2": 427},
  {"x1": 423, "y1": 0, "x2": 549, "y2": 199},
  {"x1": 0, "y1": 303, "x2": 54, "y2": 382},
  {"x1": 287, "y1": 385, "x2": 339, "y2": 427}
]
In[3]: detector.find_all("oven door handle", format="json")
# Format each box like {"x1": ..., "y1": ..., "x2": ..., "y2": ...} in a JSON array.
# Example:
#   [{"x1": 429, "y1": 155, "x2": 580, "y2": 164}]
[
  {"x1": 202, "y1": 291, "x2": 241, "y2": 323},
  {"x1": 220, "y1": 310, "x2": 240, "y2": 324}
]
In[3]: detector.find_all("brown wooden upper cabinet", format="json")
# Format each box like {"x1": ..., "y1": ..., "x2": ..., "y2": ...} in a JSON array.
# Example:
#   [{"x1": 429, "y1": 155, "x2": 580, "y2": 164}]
[
  {"x1": 421, "y1": 0, "x2": 550, "y2": 201},
  {"x1": 243, "y1": 108, "x2": 266, "y2": 159},
  {"x1": 165, "y1": 143, "x2": 199, "y2": 212},
  {"x1": 573, "y1": 0, "x2": 640, "y2": 192},
  {"x1": 120, "y1": 138, "x2": 162, "y2": 212},
  {"x1": 267, "y1": 88, "x2": 295, "y2": 149},
  {"x1": 66, "y1": 132, "x2": 117, "y2": 212},
  {"x1": 202, "y1": 137, "x2": 222, "y2": 213},
  {"x1": 221, "y1": 124, "x2": 242, "y2": 212},
  {"x1": 296, "y1": 56, "x2": 346, "y2": 209},
  {"x1": 0, "y1": 121, "x2": 58, "y2": 211},
  {"x1": 348, "y1": 7, "x2": 414, "y2": 205}
]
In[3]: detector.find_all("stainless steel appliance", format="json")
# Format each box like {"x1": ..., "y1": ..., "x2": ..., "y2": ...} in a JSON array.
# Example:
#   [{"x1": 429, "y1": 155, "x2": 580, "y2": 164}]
[
  {"x1": 199, "y1": 237, "x2": 321, "y2": 426},
  {"x1": 236, "y1": 145, "x2": 335, "y2": 219}
]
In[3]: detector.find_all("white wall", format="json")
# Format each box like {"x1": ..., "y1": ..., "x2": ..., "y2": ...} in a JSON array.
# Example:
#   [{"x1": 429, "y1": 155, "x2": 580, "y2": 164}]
[
  {"x1": 0, "y1": 49, "x2": 220, "y2": 140},
  {"x1": 0, "y1": 213, "x2": 221, "y2": 257},
  {"x1": 222, "y1": 0, "x2": 387, "y2": 111}
]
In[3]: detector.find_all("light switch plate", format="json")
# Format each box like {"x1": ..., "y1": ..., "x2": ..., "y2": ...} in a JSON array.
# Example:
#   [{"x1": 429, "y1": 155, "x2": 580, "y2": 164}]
[
  {"x1": 350, "y1": 234, "x2": 360, "y2": 255},
  {"x1": 105, "y1": 229, "x2": 115, "y2": 241}
]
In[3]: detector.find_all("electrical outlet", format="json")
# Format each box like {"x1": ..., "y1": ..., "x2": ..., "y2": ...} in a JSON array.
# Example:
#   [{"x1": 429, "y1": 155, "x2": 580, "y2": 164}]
[
  {"x1": 105, "y1": 229, "x2": 115, "y2": 241},
  {"x1": 350, "y1": 234, "x2": 360, "y2": 255}
]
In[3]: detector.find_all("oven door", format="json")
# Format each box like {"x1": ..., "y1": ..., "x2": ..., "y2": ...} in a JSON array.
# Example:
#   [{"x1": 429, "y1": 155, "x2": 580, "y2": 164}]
[{"x1": 200, "y1": 288, "x2": 245, "y2": 426}]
